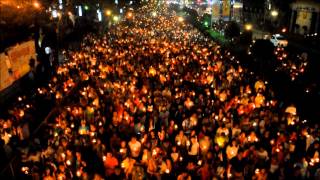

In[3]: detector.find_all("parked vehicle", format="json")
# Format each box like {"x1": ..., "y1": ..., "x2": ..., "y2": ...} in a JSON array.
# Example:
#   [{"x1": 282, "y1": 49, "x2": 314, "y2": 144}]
[{"x1": 270, "y1": 34, "x2": 288, "y2": 47}]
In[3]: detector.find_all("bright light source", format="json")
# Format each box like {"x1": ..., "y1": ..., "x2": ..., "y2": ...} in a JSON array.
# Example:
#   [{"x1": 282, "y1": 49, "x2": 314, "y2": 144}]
[
  {"x1": 78, "y1": 6, "x2": 83, "y2": 16},
  {"x1": 45, "y1": 47, "x2": 52, "y2": 55},
  {"x1": 281, "y1": 28, "x2": 287, "y2": 33},
  {"x1": 245, "y1": 23, "x2": 252, "y2": 31},
  {"x1": 233, "y1": 2, "x2": 243, "y2": 9},
  {"x1": 59, "y1": 4, "x2": 63, "y2": 9},
  {"x1": 120, "y1": 8, "x2": 123, "y2": 14},
  {"x1": 59, "y1": 0, "x2": 63, "y2": 4},
  {"x1": 113, "y1": 16, "x2": 119, "y2": 22},
  {"x1": 115, "y1": 0, "x2": 119, "y2": 5},
  {"x1": 33, "y1": 2, "x2": 40, "y2": 8},
  {"x1": 271, "y1": 10, "x2": 278, "y2": 17},
  {"x1": 127, "y1": 12, "x2": 133, "y2": 18},
  {"x1": 129, "y1": 1, "x2": 133, "y2": 4},
  {"x1": 97, "y1": 10, "x2": 102, "y2": 22},
  {"x1": 52, "y1": 10, "x2": 58, "y2": 18},
  {"x1": 178, "y1": 16, "x2": 184, "y2": 22},
  {"x1": 84, "y1": 5, "x2": 89, "y2": 10},
  {"x1": 152, "y1": 12, "x2": 157, "y2": 17},
  {"x1": 106, "y1": 10, "x2": 112, "y2": 16}
]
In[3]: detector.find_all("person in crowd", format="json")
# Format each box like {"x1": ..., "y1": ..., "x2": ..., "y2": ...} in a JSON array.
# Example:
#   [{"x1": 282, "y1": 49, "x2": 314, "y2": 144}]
[{"x1": 1, "y1": 4, "x2": 319, "y2": 180}]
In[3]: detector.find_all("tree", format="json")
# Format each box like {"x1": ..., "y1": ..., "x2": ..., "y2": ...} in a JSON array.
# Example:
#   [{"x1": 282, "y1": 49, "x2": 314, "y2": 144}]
[
  {"x1": 251, "y1": 39, "x2": 275, "y2": 76},
  {"x1": 224, "y1": 21, "x2": 240, "y2": 39}
]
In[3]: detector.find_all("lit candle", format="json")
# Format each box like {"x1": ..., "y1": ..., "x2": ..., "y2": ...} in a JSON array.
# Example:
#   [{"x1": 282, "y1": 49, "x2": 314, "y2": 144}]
[
  {"x1": 186, "y1": 140, "x2": 190, "y2": 147},
  {"x1": 152, "y1": 149, "x2": 157, "y2": 156},
  {"x1": 66, "y1": 160, "x2": 71, "y2": 166},
  {"x1": 76, "y1": 170, "x2": 81, "y2": 177},
  {"x1": 179, "y1": 156, "x2": 183, "y2": 161}
]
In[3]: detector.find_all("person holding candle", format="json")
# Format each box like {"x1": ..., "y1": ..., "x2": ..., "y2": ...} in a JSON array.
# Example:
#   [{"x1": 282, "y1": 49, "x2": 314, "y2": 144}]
[
  {"x1": 188, "y1": 136, "x2": 199, "y2": 162},
  {"x1": 104, "y1": 152, "x2": 119, "y2": 177},
  {"x1": 226, "y1": 140, "x2": 239, "y2": 161},
  {"x1": 229, "y1": 151, "x2": 246, "y2": 180},
  {"x1": 129, "y1": 136, "x2": 142, "y2": 159},
  {"x1": 199, "y1": 136, "x2": 211, "y2": 155},
  {"x1": 175, "y1": 130, "x2": 188, "y2": 147}
]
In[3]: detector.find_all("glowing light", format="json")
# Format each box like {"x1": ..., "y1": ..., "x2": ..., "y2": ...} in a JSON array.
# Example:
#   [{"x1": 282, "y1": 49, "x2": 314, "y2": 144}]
[
  {"x1": 33, "y1": 2, "x2": 40, "y2": 8},
  {"x1": 51, "y1": 9, "x2": 58, "y2": 18},
  {"x1": 66, "y1": 160, "x2": 71, "y2": 166},
  {"x1": 78, "y1": 6, "x2": 83, "y2": 16},
  {"x1": 281, "y1": 28, "x2": 287, "y2": 33},
  {"x1": 106, "y1": 10, "x2": 112, "y2": 16},
  {"x1": 113, "y1": 16, "x2": 119, "y2": 22},
  {"x1": 127, "y1": 12, "x2": 133, "y2": 18},
  {"x1": 76, "y1": 170, "x2": 81, "y2": 177},
  {"x1": 245, "y1": 24, "x2": 252, "y2": 31},
  {"x1": 152, "y1": 11, "x2": 157, "y2": 17},
  {"x1": 97, "y1": 9, "x2": 102, "y2": 22},
  {"x1": 271, "y1": 10, "x2": 279, "y2": 17}
]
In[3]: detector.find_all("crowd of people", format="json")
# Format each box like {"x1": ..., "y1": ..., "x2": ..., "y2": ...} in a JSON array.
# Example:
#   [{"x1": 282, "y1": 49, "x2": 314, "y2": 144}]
[
  {"x1": 273, "y1": 47, "x2": 308, "y2": 81},
  {"x1": 1, "y1": 4, "x2": 319, "y2": 180}
]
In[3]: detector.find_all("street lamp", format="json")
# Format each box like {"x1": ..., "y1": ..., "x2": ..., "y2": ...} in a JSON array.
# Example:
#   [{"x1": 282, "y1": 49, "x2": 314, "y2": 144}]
[
  {"x1": 271, "y1": 10, "x2": 278, "y2": 17},
  {"x1": 113, "y1": 16, "x2": 119, "y2": 22},
  {"x1": 245, "y1": 23, "x2": 252, "y2": 31},
  {"x1": 33, "y1": 2, "x2": 40, "y2": 9},
  {"x1": 105, "y1": 10, "x2": 112, "y2": 16}
]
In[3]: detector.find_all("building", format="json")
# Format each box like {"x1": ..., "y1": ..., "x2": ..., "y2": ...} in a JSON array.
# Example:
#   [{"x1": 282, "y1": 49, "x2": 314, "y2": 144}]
[
  {"x1": 211, "y1": 0, "x2": 243, "y2": 22},
  {"x1": 290, "y1": 0, "x2": 320, "y2": 34}
]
